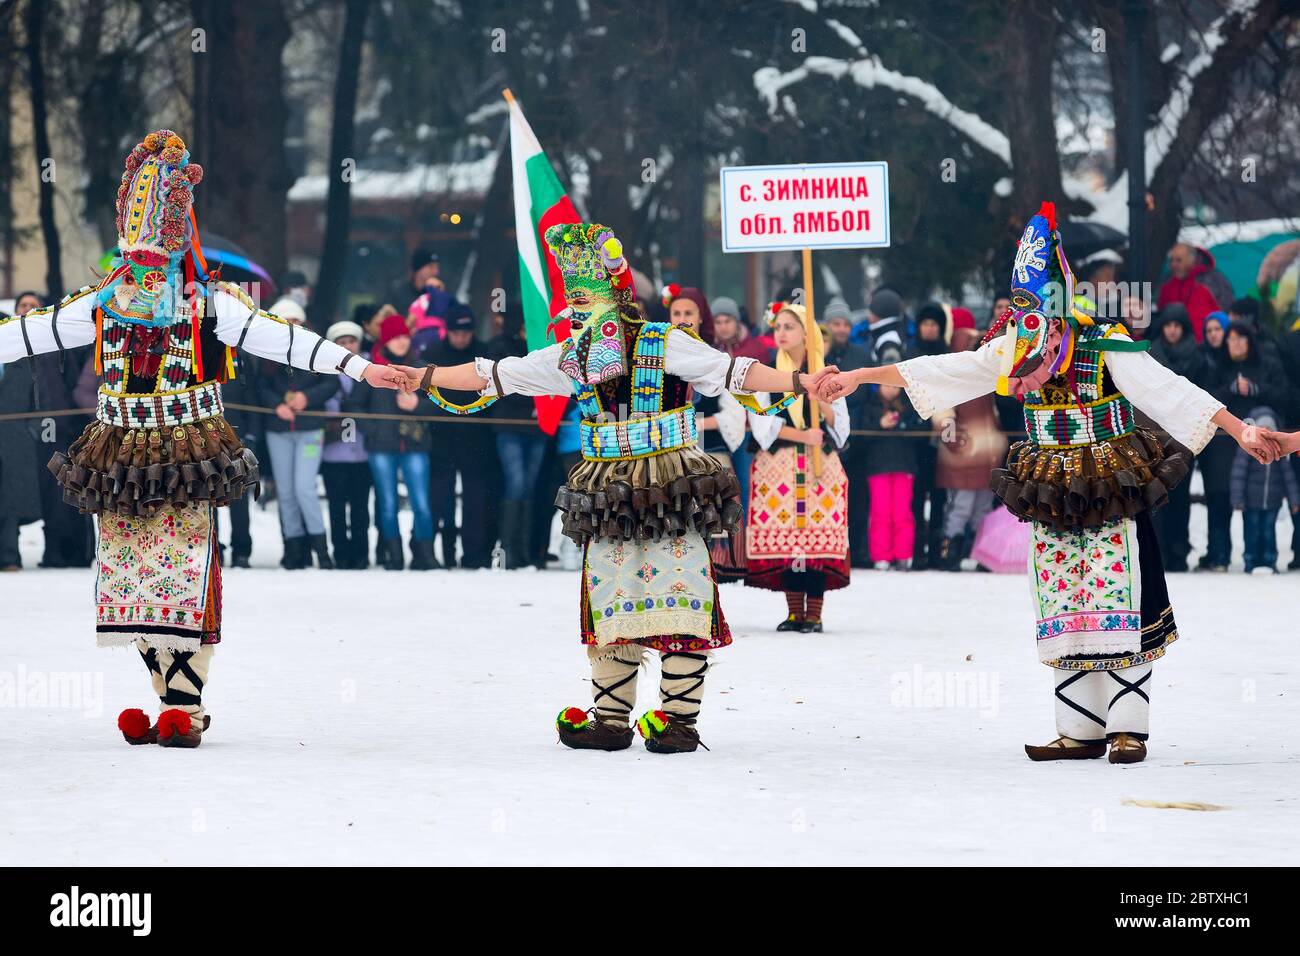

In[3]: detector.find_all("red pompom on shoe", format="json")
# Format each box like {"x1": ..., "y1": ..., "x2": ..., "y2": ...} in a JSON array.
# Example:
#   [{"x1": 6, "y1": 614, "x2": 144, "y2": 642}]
[
  {"x1": 556, "y1": 706, "x2": 591, "y2": 732},
  {"x1": 117, "y1": 708, "x2": 150, "y2": 739},
  {"x1": 156, "y1": 708, "x2": 192, "y2": 740}
]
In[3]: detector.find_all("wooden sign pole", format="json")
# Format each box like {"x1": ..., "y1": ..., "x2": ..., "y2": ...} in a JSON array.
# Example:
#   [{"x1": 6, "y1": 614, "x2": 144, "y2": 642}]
[{"x1": 801, "y1": 247, "x2": 822, "y2": 478}]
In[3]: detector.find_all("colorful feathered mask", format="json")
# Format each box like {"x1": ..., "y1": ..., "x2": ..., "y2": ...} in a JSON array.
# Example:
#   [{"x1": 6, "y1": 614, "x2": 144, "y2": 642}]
[{"x1": 548, "y1": 222, "x2": 636, "y2": 386}]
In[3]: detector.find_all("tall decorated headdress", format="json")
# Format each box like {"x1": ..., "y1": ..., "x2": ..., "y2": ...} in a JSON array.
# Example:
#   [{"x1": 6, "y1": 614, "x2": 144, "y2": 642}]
[
  {"x1": 548, "y1": 222, "x2": 636, "y2": 386},
  {"x1": 985, "y1": 201, "x2": 1145, "y2": 398},
  {"x1": 99, "y1": 130, "x2": 208, "y2": 329},
  {"x1": 93, "y1": 130, "x2": 229, "y2": 380}
]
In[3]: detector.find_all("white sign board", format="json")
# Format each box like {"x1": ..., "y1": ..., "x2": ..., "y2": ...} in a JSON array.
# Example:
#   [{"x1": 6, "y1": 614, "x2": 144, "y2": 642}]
[{"x1": 719, "y1": 161, "x2": 890, "y2": 253}]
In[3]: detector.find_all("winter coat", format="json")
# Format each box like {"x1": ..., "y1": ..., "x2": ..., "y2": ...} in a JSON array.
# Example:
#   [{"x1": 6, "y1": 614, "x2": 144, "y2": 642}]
[
  {"x1": 1149, "y1": 310, "x2": 1208, "y2": 386},
  {"x1": 935, "y1": 327, "x2": 1008, "y2": 490},
  {"x1": 1198, "y1": 348, "x2": 1288, "y2": 494},
  {"x1": 341, "y1": 375, "x2": 430, "y2": 455},
  {"x1": 825, "y1": 339, "x2": 872, "y2": 429},
  {"x1": 256, "y1": 360, "x2": 339, "y2": 435},
  {"x1": 1230, "y1": 406, "x2": 1300, "y2": 511},
  {"x1": 0, "y1": 358, "x2": 42, "y2": 523},
  {"x1": 1157, "y1": 247, "x2": 1232, "y2": 342},
  {"x1": 421, "y1": 335, "x2": 492, "y2": 453},
  {"x1": 861, "y1": 388, "x2": 922, "y2": 476},
  {"x1": 484, "y1": 333, "x2": 540, "y2": 435},
  {"x1": 322, "y1": 375, "x2": 367, "y2": 463}
]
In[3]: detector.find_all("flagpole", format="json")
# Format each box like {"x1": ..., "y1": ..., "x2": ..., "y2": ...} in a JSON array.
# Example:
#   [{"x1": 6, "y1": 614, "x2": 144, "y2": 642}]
[{"x1": 802, "y1": 247, "x2": 822, "y2": 478}]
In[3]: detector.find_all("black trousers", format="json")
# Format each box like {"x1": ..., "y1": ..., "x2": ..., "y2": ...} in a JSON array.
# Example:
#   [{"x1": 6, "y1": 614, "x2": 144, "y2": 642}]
[
  {"x1": 321, "y1": 461, "x2": 371, "y2": 560},
  {"x1": 0, "y1": 516, "x2": 20, "y2": 568},
  {"x1": 911, "y1": 445, "x2": 945, "y2": 566},
  {"x1": 430, "y1": 436, "x2": 492, "y2": 568},
  {"x1": 37, "y1": 465, "x2": 93, "y2": 567},
  {"x1": 1151, "y1": 473, "x2": 1192, "y2": 571},
  {"x1": 845, "y1": 442, "x2": 871, "y2": 565}
]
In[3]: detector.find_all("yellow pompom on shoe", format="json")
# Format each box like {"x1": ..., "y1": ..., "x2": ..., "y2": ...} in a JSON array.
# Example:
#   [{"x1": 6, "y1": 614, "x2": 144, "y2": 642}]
[{"x1": 637, "y1": 710, "x2": 707, "y2": 754}]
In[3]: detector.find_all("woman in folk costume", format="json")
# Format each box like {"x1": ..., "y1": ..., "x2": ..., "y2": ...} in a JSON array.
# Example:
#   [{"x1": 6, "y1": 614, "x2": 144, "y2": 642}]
[
  {"x1": 742, "y1": 302, "x2": 851, "y2": 633},
  {"x1": 662, "y1": 284, "x2": 748, "y2": 581},
  {"x1": 0, "y1": 130, "x2": 408, "y2": 748},
  {"x1": 405, "y1": 223, "x2": 807, "y2": 754},
  {"x1": 814, "y1": 203, "x2": 1277, "y2": 764}
]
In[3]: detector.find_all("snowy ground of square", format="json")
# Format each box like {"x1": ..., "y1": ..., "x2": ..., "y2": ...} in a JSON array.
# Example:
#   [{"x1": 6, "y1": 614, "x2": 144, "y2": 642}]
[{"x1": 1, "y1": 502, "x2": 1295, "y2": 866}]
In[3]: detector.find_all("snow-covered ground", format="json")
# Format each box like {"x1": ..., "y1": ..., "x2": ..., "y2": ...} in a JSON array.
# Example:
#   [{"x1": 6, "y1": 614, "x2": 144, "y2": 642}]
[{"x1": 1, "y1": 500, "x2": 1296, "y2": 866}]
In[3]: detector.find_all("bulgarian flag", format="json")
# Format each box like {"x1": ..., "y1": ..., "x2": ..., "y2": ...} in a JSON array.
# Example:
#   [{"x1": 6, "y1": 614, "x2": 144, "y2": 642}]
[{"x1": 505, "y1": 88, "x2": 580, "y2": 435}]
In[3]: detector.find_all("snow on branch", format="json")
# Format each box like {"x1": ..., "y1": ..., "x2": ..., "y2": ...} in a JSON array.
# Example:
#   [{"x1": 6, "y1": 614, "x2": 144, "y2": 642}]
[
  {"x1": 1144, "y1": 0, "x2": 1262, "y2": 180},
  {"x1": 755, "y1": 56, "x2": 1010, "y2": 165}
]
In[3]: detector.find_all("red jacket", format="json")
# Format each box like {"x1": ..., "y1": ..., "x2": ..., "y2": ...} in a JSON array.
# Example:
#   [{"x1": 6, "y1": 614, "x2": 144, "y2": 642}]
[{"x1": 1157, "y1": 248, "x2": 1229, "y2": 343}]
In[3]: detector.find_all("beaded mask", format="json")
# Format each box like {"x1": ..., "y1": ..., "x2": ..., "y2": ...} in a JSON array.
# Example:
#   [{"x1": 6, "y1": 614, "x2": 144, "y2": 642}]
[
  {"x1": 548, "y1": 222, "x2": 635, "y2": 386},
  {"x1": 992, "y1": 202, "x2": 1077, "y2": 397}
]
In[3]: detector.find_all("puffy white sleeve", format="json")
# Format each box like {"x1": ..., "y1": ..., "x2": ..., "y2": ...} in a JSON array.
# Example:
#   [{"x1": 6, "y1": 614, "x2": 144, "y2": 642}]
[
  {"x1": 896, "y1": 340, "x2": 1002, "y2": 420},
  {"x1": 666, "y1": 328, "x2": 757, "y2": 396},
  {"x1": 1106, "y1": 344, "x2": 1223, "y2": 453},
  {"x1": 476, "y1": 343, "x2": 573, "y2": 397},
  {"x1": 0, "y1": 286, "x2": 98, "y2": 363},
  {"x1": 747, "y1": 396, "x2": 783, "y2": 450},
  {"x1": 714, "y1": 391, "x2": 747, "y2": 452},
  {"x1": 213, "y1": 286, "x2": 371, "y2": 382},
  {"x1": 826, "y1": 396, "x2": 850, "y2": 448}
]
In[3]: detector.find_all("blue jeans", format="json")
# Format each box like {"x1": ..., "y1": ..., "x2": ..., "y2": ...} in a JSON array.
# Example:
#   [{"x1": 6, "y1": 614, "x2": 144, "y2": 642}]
[
  {"x1": 1242, "y1": 506, "x2": 1279, "y2": 571},
  {"x1": 368, "y1": 451, "x2": 433, "y2": 541},
  {"x1": 496, "y1": 431, "x2": 547, "y2": 501},
  {"x1": 266, "y1": 429, "x2": 326, "y2": 537}
]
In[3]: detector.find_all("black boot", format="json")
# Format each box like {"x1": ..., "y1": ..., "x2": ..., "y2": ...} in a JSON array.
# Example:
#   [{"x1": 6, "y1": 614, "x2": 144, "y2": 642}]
[
  {"x1": 437, "y1": 527, "x2": 459, "y2": 569},
  {"x1": 409, "y1": 538, "x2": 436, "y2": 570},
  {"x1": 349, "y1": 536, "x2": 369, "y2": 570},
  {"x1": 309, "y1": 534, "x2": 334, "y2": 569},
  {"x1": 281, "y1": 536, "x2": 308, "y2": 570},
  {"x1": 936, "y1": 535, "x2": 962, "y2": 572},
  {"x1": 499, "y1": 500, "x2": 522, "y2": 569},
  {"x1": 519, "y1": 499, "x2": 538, "y2": 568},
  {"x1": 380, "y1": 537, "x2": 405, "y2": 571}
]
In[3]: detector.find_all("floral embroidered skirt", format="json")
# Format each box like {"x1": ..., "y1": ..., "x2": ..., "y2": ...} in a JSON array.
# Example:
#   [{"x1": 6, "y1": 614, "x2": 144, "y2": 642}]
[
  {"x1": 95, "y1": 502, "x2": 222, "y2": 653},
  {"x1": 579, "y1": 530, "x2": 732, "y2": 653},
  {"x1": 1030, "y1": 511, "x2": 1176, "y2": 671},
  {"x1": 743, "y1": 445, "x2": 850, "y2": 592}
]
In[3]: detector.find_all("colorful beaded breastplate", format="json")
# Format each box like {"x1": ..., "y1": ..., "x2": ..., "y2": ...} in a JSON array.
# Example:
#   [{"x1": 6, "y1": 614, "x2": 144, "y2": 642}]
[{"x1": 1022, "y1": 323, "x2": 1133, "y2": 448}]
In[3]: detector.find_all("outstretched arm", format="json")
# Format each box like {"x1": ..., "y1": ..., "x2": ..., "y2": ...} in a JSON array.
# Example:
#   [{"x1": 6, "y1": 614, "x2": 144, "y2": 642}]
[
  {"x1": 400, "y1": 343, "x2": 571, "y2": 397},
  {"x1": 0, "y1": 287, "x2": 98, "y2": 363},
  {"x1": 211, "y1": 284, "x2": 407, "y2": 390},
  {"x1": 815, "y1": 341, "x2": 998, "y2": 419}
]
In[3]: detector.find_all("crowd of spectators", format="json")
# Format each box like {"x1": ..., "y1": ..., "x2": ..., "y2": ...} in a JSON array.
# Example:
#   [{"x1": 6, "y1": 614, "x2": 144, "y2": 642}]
[{"x1": 3, "y1": 238, "x2": 1298, "y2": 575}]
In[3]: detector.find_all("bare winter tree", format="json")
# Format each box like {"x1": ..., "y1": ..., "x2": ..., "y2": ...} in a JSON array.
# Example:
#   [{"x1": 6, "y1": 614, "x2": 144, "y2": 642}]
[{"x1": 307, "y1": 0, "x2": 372, "y2": 332}]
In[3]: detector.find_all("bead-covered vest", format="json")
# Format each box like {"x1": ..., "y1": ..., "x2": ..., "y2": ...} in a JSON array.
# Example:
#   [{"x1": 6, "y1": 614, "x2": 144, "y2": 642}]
[
  {"x1": 1022, "y1": 323, "x2": 1134, "y2": 449},
  {"x1": 563, "y1": 321, "x2": 696, "y2": 461}
]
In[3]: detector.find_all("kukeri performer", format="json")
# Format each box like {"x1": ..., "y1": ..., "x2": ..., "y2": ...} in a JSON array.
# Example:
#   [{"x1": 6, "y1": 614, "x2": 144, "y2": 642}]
[
  {"x1": 397, "y1": 222, "x2": 810, "y2": 754},
  {"x1": 0, "y1": 130, "x2": 410, "y2": 748},
  {"x1": 812, "y1": 203, "x2": 1279, "y2": 764}
]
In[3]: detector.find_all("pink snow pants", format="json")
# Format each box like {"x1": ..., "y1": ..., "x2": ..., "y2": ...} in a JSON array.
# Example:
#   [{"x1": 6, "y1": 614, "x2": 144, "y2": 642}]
[{"x1": 868, "y1": 472, "x2": 915, "y2": 563}]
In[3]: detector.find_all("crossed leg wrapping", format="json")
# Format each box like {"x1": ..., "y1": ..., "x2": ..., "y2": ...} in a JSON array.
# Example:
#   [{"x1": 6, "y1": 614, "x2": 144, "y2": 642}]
[
  {"x1": 587, "y1": 645, "x2": 713, "y2": 727},
  {"x1": 1053, "y1": 662, "x2": 1152, "y2": 743},
  {"x1": 659, "y1": 651, "x2": 710, "y2": 725},
  {"x1": 137, "y1": 640, "x2": 215, "y2": 726},
  {"x1": 588, "y1": 643, "x2": 642, "y2": 725}
]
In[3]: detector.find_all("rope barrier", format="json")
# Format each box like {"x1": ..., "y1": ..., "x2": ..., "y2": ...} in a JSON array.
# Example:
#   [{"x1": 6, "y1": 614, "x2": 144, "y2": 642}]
[{"x1": 0, "y1": 401, "x2": 1029, "y2": 437}]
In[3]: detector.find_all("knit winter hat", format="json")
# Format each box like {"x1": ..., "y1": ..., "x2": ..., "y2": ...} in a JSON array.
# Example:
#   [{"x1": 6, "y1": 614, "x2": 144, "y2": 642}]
[
  {"x1": 710, "y1": 295, "x2": 740, "y2": 318},
  {"x1": 326, "y1": 321, "x2": 364, "y2": 343},
  {"x1": 823, "y1": 295, "x2": 853, "y2": 324},
  {"x1": 379, "y1": 312, "x2": 411, "y2": 345},
  {"x1": 869, "y1": 288, "x2": 902, "y2": 321},
  {"x1": 269, "y1": 297, "x2": 307, "y2": 326}
]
